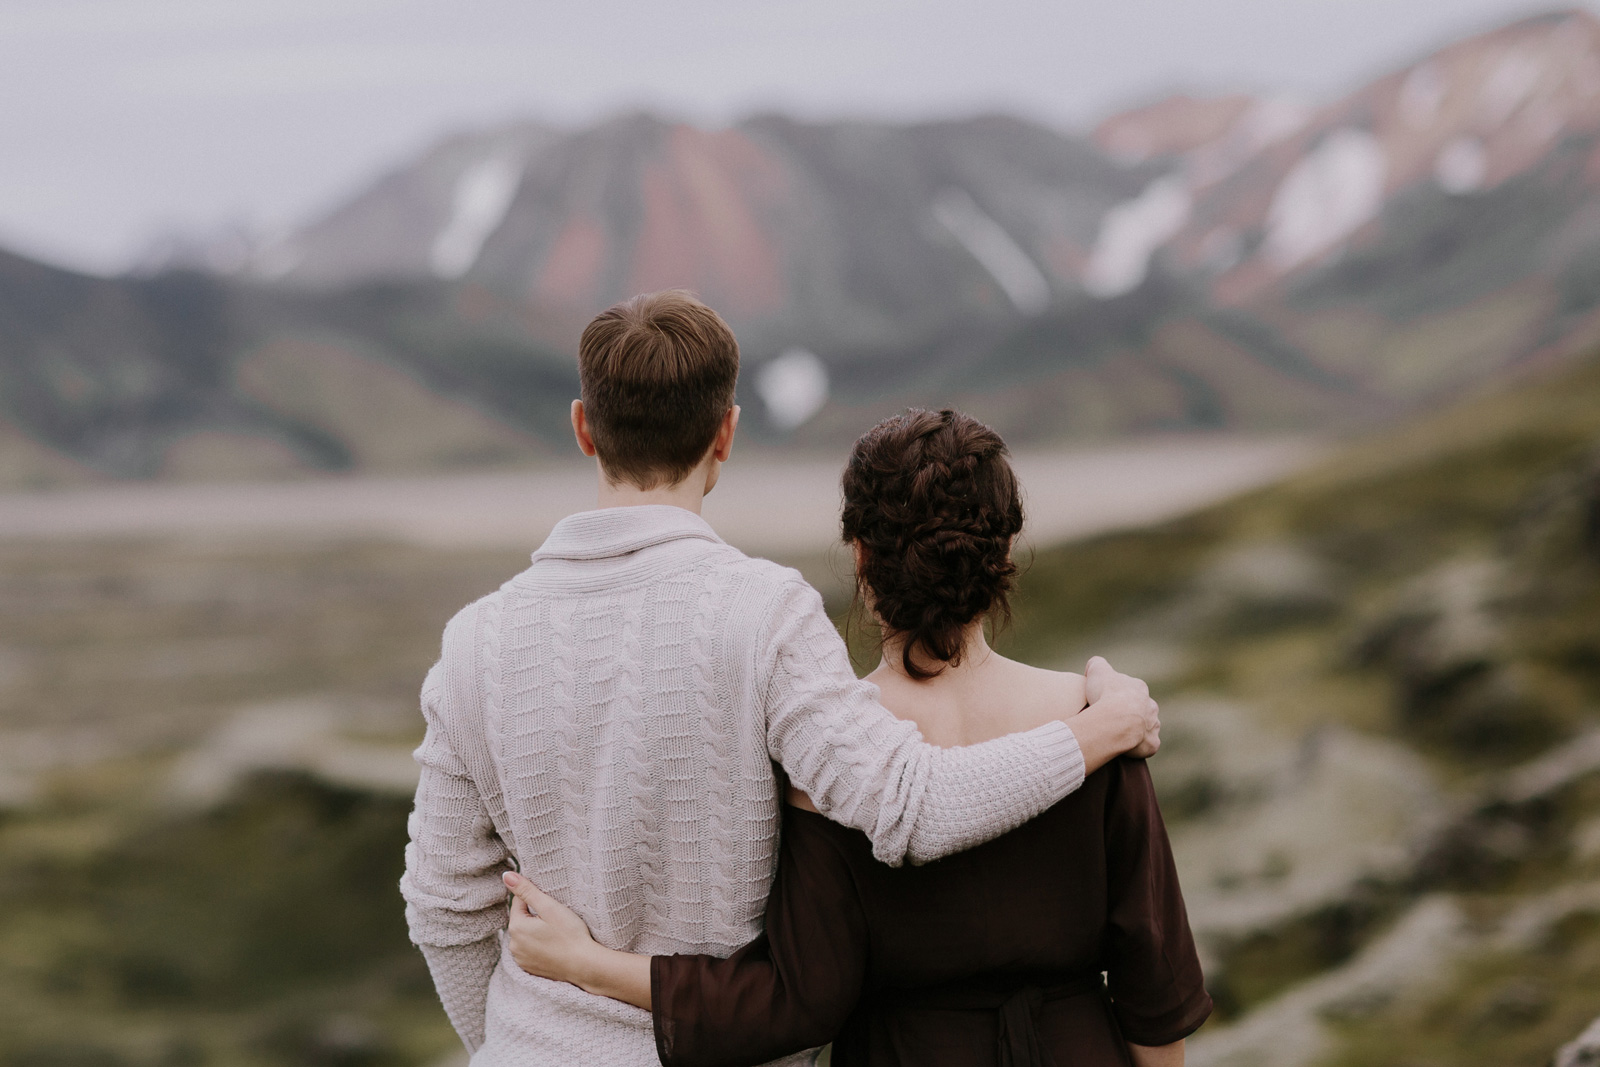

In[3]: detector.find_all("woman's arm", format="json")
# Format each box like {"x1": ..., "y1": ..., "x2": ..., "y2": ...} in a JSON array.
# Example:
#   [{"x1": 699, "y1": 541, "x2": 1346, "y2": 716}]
[
  {"x1": 1129, "y1": 1039, "x2": 1185, "y2": 1067},
  {"x1": 503, "y1": 872, "x2": 653, "y2": 1009},
  {"x1": 1103, "y1": 759, "x2": 1213, "y2": 1046},
  {"x1": 508, "y1": 808, "x2": 869, "y2": 1067}
]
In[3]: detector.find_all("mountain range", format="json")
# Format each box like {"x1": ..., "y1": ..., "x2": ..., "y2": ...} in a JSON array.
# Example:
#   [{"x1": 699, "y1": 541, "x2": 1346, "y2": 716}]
[{"x1": 7, "y1": 8, "x2": 1600, "y2": 482}]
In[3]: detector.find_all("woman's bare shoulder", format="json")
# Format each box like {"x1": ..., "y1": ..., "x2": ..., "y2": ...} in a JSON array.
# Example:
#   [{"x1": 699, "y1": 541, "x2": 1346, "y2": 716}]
[
  {"x1": 1006, "y1": 658, "x2": 1088, "y2": 698},
  {"x1": 996, "y1": 658, "x2": 1088, "y2": 731}
]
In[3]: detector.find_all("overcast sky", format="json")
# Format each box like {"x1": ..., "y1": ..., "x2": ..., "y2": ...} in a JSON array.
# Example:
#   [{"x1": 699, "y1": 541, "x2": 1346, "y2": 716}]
[{"x1": 0, "y1": 0, "x2": 1587, "y2": 273}]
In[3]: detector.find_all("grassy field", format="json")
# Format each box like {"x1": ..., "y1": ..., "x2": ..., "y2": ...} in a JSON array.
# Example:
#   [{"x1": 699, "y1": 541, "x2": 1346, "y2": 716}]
[{"x1": 0, "y1": 539, "x2": 530, "y2": 1066}]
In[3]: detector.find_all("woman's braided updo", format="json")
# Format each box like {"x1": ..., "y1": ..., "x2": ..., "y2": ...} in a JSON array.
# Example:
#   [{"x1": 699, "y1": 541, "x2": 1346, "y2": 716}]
[{"x1": 841, "y1": 409, "x2": 1024, "y2": 679}]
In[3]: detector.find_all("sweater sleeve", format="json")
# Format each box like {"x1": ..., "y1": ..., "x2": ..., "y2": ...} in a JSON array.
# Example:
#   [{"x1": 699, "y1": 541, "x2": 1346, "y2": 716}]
[
  {"x1": 652, "y1": 809, "x2": 867, "y2": 1066},
  {"x1": 401, "y1": 656, "x2": 512, "y2": 1052},
  {"x1": 419, "y1": 939, "x2": 501, "y2": 1052},
  {"x1": 1102, "y1": 758, "x2": 1213, "y2": 1046},
  {"x1": 760, "y1": 579, "x2": 1086, "y2": 866}
]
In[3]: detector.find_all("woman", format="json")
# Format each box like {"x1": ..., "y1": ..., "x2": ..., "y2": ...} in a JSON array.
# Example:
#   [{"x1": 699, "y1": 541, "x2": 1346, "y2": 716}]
[{"x1": 503, "y1": 409, "x2": 1210, "y2": 1066}]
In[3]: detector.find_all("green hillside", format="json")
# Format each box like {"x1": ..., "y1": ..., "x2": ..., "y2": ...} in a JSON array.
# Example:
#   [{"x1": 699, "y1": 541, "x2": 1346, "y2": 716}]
[
  {"x1": 1001, "y1": 350, "x2": 1600, "y2": 1065},
  {"x1": 0, "y1": 540, "x2": 529, "y2": 1066},
  {"x1": 0, "y1": 347, "x2": 1597, "y2": 1066}
]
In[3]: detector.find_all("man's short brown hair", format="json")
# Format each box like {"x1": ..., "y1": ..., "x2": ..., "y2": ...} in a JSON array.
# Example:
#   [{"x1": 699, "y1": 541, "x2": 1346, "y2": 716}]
[{"x1": 578, "y1": 290, "x2": 740, "y2": 489}]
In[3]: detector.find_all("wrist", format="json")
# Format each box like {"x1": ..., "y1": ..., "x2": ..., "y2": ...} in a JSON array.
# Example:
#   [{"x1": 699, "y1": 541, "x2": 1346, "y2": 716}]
[
  {"x1": 571, "y1": 942, "x2": 654, "y2": 1011},
  {"x1": 1072, "y1": 705, "x2": 1138, "y2": 776},
  {"x1": 572, "y1": 942, "x2": 619, "y2": 996}
]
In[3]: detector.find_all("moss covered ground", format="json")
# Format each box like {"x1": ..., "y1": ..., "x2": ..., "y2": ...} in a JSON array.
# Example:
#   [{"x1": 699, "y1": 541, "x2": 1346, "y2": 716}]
[
  {"x1": 0, "y1": 540, "x2": 530, "y2": 1066},
  {"x1": 997, "y1": 351, "x2": 1600, "y2": 1063}
]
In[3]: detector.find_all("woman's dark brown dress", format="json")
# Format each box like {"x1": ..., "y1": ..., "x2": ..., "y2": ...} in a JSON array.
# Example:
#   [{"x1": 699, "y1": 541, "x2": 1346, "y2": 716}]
[{"x1": 649, "y1": 757, "x2": 1211, "y2": 1067}]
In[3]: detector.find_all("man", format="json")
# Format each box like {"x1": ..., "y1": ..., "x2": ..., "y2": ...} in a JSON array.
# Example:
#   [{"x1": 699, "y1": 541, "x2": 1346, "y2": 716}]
[{"x1": 401, "y1": 291, "x2": 1159, "y2": 1064}]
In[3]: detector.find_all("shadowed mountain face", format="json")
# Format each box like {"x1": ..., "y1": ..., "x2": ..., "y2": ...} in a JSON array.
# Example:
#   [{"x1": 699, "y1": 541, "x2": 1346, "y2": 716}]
[
  {"x1": 10, "y1": 10, "x2": 1600, "y2": 481},
  {"x1": 0, "y1": 251, "x2": 268, "y2": 480},
  {"x1": 0, "y1": 251, "x2": 576, "y2": 481}
]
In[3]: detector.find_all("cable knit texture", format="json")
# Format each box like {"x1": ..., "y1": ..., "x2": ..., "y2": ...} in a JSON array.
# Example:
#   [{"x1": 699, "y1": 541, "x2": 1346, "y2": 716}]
[{"x1": 401, "y1": 505, "x2": 1087, "y2": 1064}]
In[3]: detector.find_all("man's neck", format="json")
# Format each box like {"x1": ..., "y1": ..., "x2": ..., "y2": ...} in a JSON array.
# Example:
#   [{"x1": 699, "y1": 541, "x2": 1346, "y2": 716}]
[{"x1": 593, "y1": 460, "x2": 713, "y2": 514}]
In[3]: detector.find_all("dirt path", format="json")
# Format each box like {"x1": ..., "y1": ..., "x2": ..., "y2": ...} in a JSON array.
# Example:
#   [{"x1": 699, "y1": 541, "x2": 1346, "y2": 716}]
[{"x1": 0, "y1": 435, "x2": 1322, "y2": 554}]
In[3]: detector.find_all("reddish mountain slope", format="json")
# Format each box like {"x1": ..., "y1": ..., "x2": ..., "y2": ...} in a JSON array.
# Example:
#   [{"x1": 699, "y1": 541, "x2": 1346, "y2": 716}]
[{"x1": 268, "y1": 114, "x2": 1143, "y2": 352}]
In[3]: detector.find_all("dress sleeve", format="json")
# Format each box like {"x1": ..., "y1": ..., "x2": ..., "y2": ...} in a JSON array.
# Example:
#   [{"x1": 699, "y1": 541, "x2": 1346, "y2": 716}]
[
  {"x1": 1102, "y1": 758, "x2": 1213, "y2": 1046},
  {"x1": 760, "y1": 577, "x2": 1085, "y2": 866},
  {"x1": 651, "y1": 810, "x2": 869, "y2": 1067}
]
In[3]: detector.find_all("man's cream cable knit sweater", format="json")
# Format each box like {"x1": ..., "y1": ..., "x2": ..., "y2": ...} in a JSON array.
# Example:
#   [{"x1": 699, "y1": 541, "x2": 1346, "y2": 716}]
[{"x1": 400, "y1": 506, "x2": 1086, "y2": 1064}]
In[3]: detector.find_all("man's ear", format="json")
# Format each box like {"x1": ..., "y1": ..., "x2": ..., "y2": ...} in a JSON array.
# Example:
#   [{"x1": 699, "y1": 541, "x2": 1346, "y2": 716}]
[
  {"x1": 711, "y1": 405, "x2": 740, "y2": 463},
  {"x1": 571, "y1": 399, "x2": 598, "y2": 458}
]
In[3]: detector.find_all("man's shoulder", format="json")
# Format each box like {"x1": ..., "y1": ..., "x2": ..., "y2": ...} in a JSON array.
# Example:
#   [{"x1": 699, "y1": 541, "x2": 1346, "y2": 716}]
[
  {"x1": 709, "y1": 549, "x2": 824, "y2": 613},
  {"x1": 720, "y1": 549, "x2": 806, "y2": 589},
  {"x1": 438, "y1": 586, "x2": 510, "y2": 649}
]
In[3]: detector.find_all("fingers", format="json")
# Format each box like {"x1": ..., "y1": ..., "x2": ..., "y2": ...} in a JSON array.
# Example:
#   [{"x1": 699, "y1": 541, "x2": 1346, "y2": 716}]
[
  {"x1": 1085, "y1": 657, "x2": 1152, "y2": 703},
  {"x1": 1130, "y1": 716, "x2": 1162, "y2": 759},
  {"x1": 1086, "y1": 658, "x2": 1150, "y2": 693},
  {"x1": 504, "y1": 869, "x2": 527, "y2": 899},
  {"x1": 1080, "y1": 658, "x2": 1163, "y2": 760},
  {"x1": 509, "y1": 892, "x2": 532, "y2": 918},
  {"x1": 503, "y1": 870, "x2": 593, "y2": 939},
  {"x1": 504, "y1": 872, "x2": 533, "y2": 919},
  {"x1": 1137, "y1": 694, "x2": 1160, "y2": 738},
  {"x1": 1137, "y1": 699, "x2": 1161, "y2": 758},
  {"x1": 1084, "y1": 656, "x2": 1110, "y2": 702},
  {"x1": 503, "y1": 870, "x2": 559, "y2": 916}
]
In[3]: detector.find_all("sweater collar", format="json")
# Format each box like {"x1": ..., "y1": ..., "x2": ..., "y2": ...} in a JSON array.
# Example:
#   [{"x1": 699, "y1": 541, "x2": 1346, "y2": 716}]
[{"x1": 531, "y1": 505, "x2": 724, "y2": 562}]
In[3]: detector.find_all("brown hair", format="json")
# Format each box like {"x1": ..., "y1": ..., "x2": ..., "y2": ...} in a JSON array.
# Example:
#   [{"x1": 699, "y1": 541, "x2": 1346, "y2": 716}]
[
  {"x1": 578, "y1": 290, "x2": 740, "y2": 489},
  {"x1": 841, "y1": 409, "x2": 1024, "y2": 679}
]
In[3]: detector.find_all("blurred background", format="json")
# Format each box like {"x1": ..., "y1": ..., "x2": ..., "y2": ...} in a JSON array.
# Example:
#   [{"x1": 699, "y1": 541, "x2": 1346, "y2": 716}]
[{"x1": 4, "y1": 1, "x2": 1600, "y2": 1064}]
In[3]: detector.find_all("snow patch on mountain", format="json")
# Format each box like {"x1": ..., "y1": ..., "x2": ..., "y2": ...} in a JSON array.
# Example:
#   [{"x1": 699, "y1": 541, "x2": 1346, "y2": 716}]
[
  {"x1": 933, "y1": 188, "x2": 1052, "y2": 314},
  {"x1": 756, "y1": 348, "x2": 829, "y2": 432},
  {"x1": 429, "y1": 154, "x2": 524, "y2": 279},
  {"x1": 1084, "y1": 176, "x2": 1192, "y2": 298},
  {"x1": 1265, "y1": 129, "x2": 1388, "y2": 270}
]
